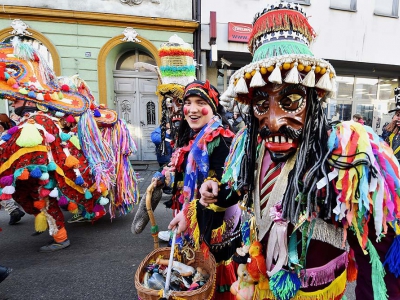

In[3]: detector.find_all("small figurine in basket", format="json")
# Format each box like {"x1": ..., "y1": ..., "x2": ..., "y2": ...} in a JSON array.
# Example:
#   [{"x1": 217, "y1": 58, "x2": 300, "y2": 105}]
[{"x1": 230, "y1": 264, "x2": 256, "y2": 300}]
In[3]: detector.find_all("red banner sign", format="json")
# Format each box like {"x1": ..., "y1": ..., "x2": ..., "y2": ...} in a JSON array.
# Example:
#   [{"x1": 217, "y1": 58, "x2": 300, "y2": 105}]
[{"x1": 228, "y1": 22, "x2": 252, "y2": 43}]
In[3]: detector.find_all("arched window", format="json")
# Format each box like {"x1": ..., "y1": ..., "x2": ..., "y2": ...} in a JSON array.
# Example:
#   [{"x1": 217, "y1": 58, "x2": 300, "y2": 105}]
[
  {"x1": 146, "y1": 101, "x2": 156, "y2": 125},
  {"x1": 116, "y1": 50, "x2": 156, "y2": 71}
]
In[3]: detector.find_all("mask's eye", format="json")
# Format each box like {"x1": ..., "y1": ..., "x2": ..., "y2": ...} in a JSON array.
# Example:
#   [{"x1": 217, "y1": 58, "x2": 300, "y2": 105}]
[
  {"x1": 280, "y1": 94, "x2": 305, "y2": 112},
  {"x1": 254, "y1": 99, "x2": 269, "y2": 115},
  {"x1": 166, "y1": 98, "x2": 172, "y2": 107},
  {"x1": 176, "y1": 99, "x2": 183, "y2": 105}
]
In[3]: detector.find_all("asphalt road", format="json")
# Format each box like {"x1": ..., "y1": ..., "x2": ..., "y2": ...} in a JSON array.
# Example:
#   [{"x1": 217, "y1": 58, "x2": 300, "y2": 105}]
[{"x1": 0, "y1": 164, "x2": 355, "y2": 300}]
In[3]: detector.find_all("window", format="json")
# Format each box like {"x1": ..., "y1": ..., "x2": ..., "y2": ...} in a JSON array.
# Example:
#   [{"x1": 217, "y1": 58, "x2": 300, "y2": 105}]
[
  {"x1": 284, "y1": 0, "x2": 310, "y2": 5},
  {"x1": 374, "y1": 0, "x2": 399, "y2": 17},
  {"x1": 354, "y1": 78, "x2": 378, "y2": 100},
  {"x1": 116, "y1": 50, "x2": 156, "y2": 71},
  {"x1": 330, "y1": 0, "x2": 357, "y2": 11},
  {"x1": 146, "y1": 102, "x2": 156, "y2": 125}
]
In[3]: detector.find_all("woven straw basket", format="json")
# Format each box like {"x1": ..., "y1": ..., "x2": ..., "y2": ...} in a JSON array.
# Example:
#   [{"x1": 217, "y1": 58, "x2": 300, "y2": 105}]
[{"x1": 135, "y1": 247, "x2": 216, "y2": 300}]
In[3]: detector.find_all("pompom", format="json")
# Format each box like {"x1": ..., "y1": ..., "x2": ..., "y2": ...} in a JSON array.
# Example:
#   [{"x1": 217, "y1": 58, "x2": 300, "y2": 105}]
[
  {"x1": 60, "y1": 132, "x2": 71, "y2": 142},
  {"x1": 30, "y1": 166, "x2": 43, "y2": 178},
  {"x1": 16, "y1": 123, "x2": 43, "y2": 147},
  {"x1": 51, "y1": 92, "x2": 59, "y2": 101},
  {"x1": 44, "y1": 92, "x2": 52, "y2": 101},
  {"x1": 2, "y1": 185, "x2": 15, "y2": 194},
  {"x1": 67, "y1": 202, "x2": 78, "y2": 214},
  {"x1": 47, "y1": 161, "x2": 57, "y2": 171},
  {"x1": 39, "y1": 188, "x2": 50, "y2": 198},
  {"x1": 0, "y1": 193, "x2": 12, "y2": 200},
  {"x1": 35, "y1": 211, "x2": 48, "y2": 232},
  {"x1": 84, "y1": 190, "x2": 92, "y2": 199},
  {"x1": 93, "y1": 109, "x2": 101, "y2": 117},
  {"x1": 44, "y1": 179, "x2": 56, "y2": 189},
  {"x1": 39, "y1": 172, "x2": 50, "y2": 181},
  {"x1": 93, "y1": 204, "x2": 104, "y2": 212},
  {"x1": 0, "y1": 175, "x2": 14, "y2": 186},
  {"x1": 69, "y1": 135, "x2": 80, "y2": 150},
  {"x1": 49, "y1": 187, "x2": 58, "y2": 198},
  {"x1": 36, "y1": 93, "x2": 44, "y2": 101},
  {"x1": 66, "y1": 115, "x2": 75, "y2": 123},
  {"x1": 7, "y1": 77, "x2": 16, "y2": 86},
  {"x1": 269, "y1": 270, "x2": 301, "y2": 300},
  {"x1": 45, "y1": 132, "x2": 55, "y2": 143},
  {"x1": 27, "y1": 91, "x2": 36, "y2": 98},
  {"x1": 58, "y1": 91, "x2": 64, "y2": 100},
  {"x1": 1, "y1": 133, "x2": 12, "y2": 141},
  {"x1": 18, "y1": 168, "x2": 30, "y2": 180},
  {"x1": 75, "y1": 175, "x2": 84, "y2": 185},
  {"x1": 58, "y1": 195, "x2": 68, "y2": 206},
  {"x1": 18, "y1": 88, "x2": 28, "y2": 95},
  {"x1": 99, "y1": 197, "x2": 109, "y2": 205},
  {"x1": 33, "y1": 199, "x2": 46, "y2": 210},
  {"x1": 61, "y1": 84, "x2": 70, "y2": 92},
  {"x1": 7, "y1": 126, "x2": 19, "y2": 135},
  {"x1": 55, "y1": 111, "x2": 65, "y2": 117},
  {"x1": 39, "y1": 179, "x2": 50, "y2": 186},
  {"x1": 65, "y1": 155, "x2": 80, "y2": 168}
]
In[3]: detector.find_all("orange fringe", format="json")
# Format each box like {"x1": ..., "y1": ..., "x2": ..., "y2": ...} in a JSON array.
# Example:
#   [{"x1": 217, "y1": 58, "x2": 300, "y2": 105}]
[
  {"x1": 65, "y1": 155, "x2": 80, "y2": 168},
  {"x1": 33, "y1": 199, "x2": 46, "y2": 210},
  {"x1": 18, "y1": 168, "x2": 30, "y2": 180}
]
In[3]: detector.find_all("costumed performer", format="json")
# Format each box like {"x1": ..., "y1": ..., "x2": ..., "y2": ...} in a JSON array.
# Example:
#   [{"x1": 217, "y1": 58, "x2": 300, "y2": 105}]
[
  {"x1": 0, "y1": 39, "x2": 112, "y2": 252},
  {"x1": 200, "y1": 3, "x2": 400, "y2": 300},
  {"x1": 381, "y1": 87, "x2": 400, "y2": 163},
  {"x1": 167, "y1": 80, "x2": 241, "y2": 300}
]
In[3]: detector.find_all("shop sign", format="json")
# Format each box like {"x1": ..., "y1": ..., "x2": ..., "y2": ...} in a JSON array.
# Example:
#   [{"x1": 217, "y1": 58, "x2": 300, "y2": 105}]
[{"x1": 228, "y1": 22, "x2": 252, "y2": 43}]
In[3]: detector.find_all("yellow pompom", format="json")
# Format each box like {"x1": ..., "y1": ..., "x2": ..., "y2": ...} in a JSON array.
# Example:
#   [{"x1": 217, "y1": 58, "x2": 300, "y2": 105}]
[
  {"x1": 330, "y1": 72, "x2": 334, "y2": 79},
  {"x1": 244, "y1": 72, "x2": 252, "y2": 79},
  {"x1": 304, "y1": 65, "x2": 312, "y2": 72},
  {"x1": 283, "y1": 63, "x2": 291, "y2": 70},
  {"x1": 16, "y1": 123, "x2": 43, "y2": 147},
  {"x1": 290, "y1": 62, "x2": 295, "y2": 69},
  {"x1": 297, "y1": 64, "x2": 305, "y2": 72},
  {"x1": 314, "y1": 66, "x2": 321, "y2": 74},
  {"x1": 260, "y1": 67, "x2": 267, "y2": 74},
  {"x1": 320, "y1": 67, "x2": 327, "y2": 75},
  {"x1": 250, "y1": 70, "x2": 256, "y2": 77},
  {"x1": 267, "y1": 66, "x2": 274, "y2": 72},
  {"x1": 35, "y1": 211, "x2": 48, "y2": 232}
]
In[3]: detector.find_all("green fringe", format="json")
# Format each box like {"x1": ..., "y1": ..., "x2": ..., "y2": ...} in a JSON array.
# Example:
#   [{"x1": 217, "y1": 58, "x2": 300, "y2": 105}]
[
  {"x1": 366, "y1": 240, "x2": 388, "y2": 300},
  {"x1": 151, "y1": 225, "x2": 159, "y2": 235},
  {"x1": 252, "y1": 40, "x2": 313, "y2": 63},
  {"x1": 207, "y1": 136, "x2": 220, "y2": 156}
]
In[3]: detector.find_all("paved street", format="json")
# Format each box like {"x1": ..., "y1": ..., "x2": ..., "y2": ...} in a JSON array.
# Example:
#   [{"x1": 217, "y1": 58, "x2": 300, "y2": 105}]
[{"x1": 0, "y1": 162, "x2": 355, "y2": 300}]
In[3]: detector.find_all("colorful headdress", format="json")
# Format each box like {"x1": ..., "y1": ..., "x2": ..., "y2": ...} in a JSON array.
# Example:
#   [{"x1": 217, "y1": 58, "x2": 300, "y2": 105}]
[
  {"x1": 0, "y1": 39, "x2": 89, "y2": 115},
  {"x1": 222, "y1": 2, "x2": 337, "y2": 104},
  {"x1": 388, "y1": 87, "x2": 400, "y2": 113},
  {"x1": 156, "y1": 34, "x2": 196, "y2": 99},
  {"x1": 184, "y1": 80, "x2": 220, "y2": 112},
  {"x1": 58, "y1": 75, "x2": 118, "y2": 126}
]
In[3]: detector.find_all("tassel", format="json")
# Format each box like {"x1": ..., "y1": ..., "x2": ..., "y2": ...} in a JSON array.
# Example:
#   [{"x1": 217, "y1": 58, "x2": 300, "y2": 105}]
[
  {"x1": 2, "y1": 185, "x2": 15, "y2": 194},
  {"x1": 93, "y1": 204, "x2": 104, "y2": 212},
  {"x1": 51, "y1": 92, "x2": 59, "y2": 100},
  {"x1": 12, "y1": 83, "x2": 19, "y2": 89},
  {"x1": 45, "y1": 132, "x2": 55, "y2": 143},
  {"x1": 347, "y1": 250, "x2": 358, "y2": 282},
  {"x1": 16, "y1": 122, "x2": 43, "y2": 147},
  {"x1": 69, "y1": 135, "x2": 81, "y2": 150},
  {"x1": 36, "y1": 93, "x2": 44, "y2": 101},
  {"x1": 61, "y1": 84, "x2": 69, "y2": 92},
  {"x1": 250, "y1": 67, "x2": 267, "y2": 87},
  {"x1": 55, "y1": 111, "x2": 65, "y2": 118},
  {"x1": 58, "y1": 195, "x2": 68, "y2": 206},
  {"x1": 85, "y1": 189, "x2": 92, "y2": 199},
  {"x1": 18, "y1": 168, "x2": 30, "y2": 180},
  {"x1": 44, "y1": 93, "x2": 52, "y2": 101},
  {"x1": 330, "y1": 77, "x2": 337, "y2": 99},
  {"x1": 18, "y1": 88, "x2": 28, "y2": 95},
  {"x1": 65, "y1": 155, "x2": 80, "y2": 168},
  {"x1": 44, "y1": 179, "x2": 56, "y2": 189},
  {"x1": 0, "y1": 193, "x2": 12, "y2": 200},
  {"x1": 383, "y1": 235, "x2": 400, "y2": 278},
  {"x1": 27, "y1": 91, "x2": 36, "y2": 98},
  {"x1": 0, "y1": 175, "x2": 14, "y2": 186},
  {"x1": 75, "y1": 175, "x2": 84, "y2": 185},
  {"x1": 49, "y1": 188, "x2": 58, "y2": 198},
  {"x1": 93, "y1": 109, "x2": 101, "y2": 117},
  {"x1": 315, "y1": 69, "x2": 333, "y2": 91},
  {"x1": 268, "y1": 63, "x2": 282, "y2": 84},
  {"x1": 39, "y1": 172, "x2": 49, "y2": 181},
  {"x1": 33, "y1": 199, "x2": 46, "y2": 210},
  {"x1": 1, "y1": 133, "x2": 12, "y2": 141},
  {"x1": 234, "y1": 76, "x2": 249, "y2": 94},
  {"x1": 301, "y1": 65, "x2": 316, "y2": 87},
  {"x1": 39, "y1": 179, "x2": 50, "y2": 186},
  {"x1": 99, "y1": 197, "x2": 109, "y2": 205},
  {"x1": 35, "y1": 212, "x2": 48, "y2": 232},
  {"x1": 269, "y1": 270, "x2": 301, "y2": 300},
  {"x1": 67, "y1": 202, "x2": 79, "y2": 214},
  {"x1": 47, "y1": 161, "x2": 57, "y2": 171},
  {"x1": 7, "y1": 126, "x2": 19, "y2": 135},
  {"x1": 66, "y1": 115, "x2": 76, "y2": 123},
  {"x1": 39, "y1": 188, "x2": 50, "y2": 198},
  {"x1": 60, "y1": 132, "x2": 71, "y2": 142},
  {"x1": 200, "y1": 241, "x2": 210, "y2": 260},
  {"x1": 30, "y1": 167, "x2": 43, "y2": 178},
  {"x1": 7, "y1": 77, "x2": 16, "y2": 86},
  {"x1": 366, "y1": 240, "x2": 388, "y2": 300},
  {"x1": 284, "y1": 62, "x2": 301, "y2": 84},
  {"x1": 226, "y1": 83, "x2": 237, "y2": 98},
  {"x1": 4, "y1": 72, "x2": 10, "y2": 80}
]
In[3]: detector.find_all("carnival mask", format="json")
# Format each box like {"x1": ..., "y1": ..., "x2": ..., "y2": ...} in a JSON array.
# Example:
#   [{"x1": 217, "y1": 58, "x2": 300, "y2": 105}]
[
  {"x1": 253, "y1": 83, "x2": 307, "y2": 162},
  {"x1": 166, "y1": 96, "x2": 183, "y2": 129}
]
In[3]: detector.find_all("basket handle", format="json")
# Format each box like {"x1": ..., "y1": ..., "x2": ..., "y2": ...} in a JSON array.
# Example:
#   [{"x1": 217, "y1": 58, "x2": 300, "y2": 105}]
[{"x1": 163, "y1": 228, "x2": 178, "y2": 297}]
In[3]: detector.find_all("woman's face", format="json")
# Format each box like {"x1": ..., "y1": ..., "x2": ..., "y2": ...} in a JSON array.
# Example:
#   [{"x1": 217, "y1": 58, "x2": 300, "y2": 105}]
[{"x1": 183, "y1": 95, "x2": 214, "y2": 132}]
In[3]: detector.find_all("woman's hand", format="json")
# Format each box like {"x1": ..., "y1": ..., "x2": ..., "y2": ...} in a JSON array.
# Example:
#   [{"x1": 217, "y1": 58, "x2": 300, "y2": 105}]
[
  {"x1": 168, "y1": 211, "x2": 187, "y2": 234},
  {"x1": 199, "y1": 180, "x2": 219, "y2": 207}
]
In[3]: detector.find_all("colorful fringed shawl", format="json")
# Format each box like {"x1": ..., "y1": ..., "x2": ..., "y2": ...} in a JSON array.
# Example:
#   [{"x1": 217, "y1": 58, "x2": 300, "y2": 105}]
[{"x1": 182, "y1": 116, "x2": 222, "y2": 203}]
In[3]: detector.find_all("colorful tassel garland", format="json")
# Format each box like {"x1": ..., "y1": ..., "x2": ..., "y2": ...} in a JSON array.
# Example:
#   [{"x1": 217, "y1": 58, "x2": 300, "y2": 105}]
[
  {"x1": 49, "y1": 188, "x2": 58, "y2": 198},
  {"x1": 16, "y1": 122, "x2": 43, "y2": 148},
  {"x1": 234, "y1": 76, "x2": 249, "y2": 94},
  {"x1": 47, "y1": 161, "x2": 57, "y2": 171},
  {"x1": 57, "y1": 91, "x2": 64, "y2": 100},
  {"x1": 33, "y1": 199, "x2": 46, "y2": 210},
  {"x1": 67, "y1": 202, "x2": 78, "y2": 214},
  {"x1": 268, "y1": 63, "x2": 282, "y2": 84},
  {"x1": 36, "y1": 93, "x2": 44, "y2": 101},
  {"x1": 35, "y1": 212, "x2": 48, "y2": 232},
  {"x1": 84, "y1": 189, "x2": 92, "y2": 199},
  {"x1": 58, "y1": 195, "x2": 68, "y2": 206},
  {"x1": 45, "y1": 132, "x2": 55, "y2": 143},
  {"x1": 39, "y1": 172, "x2": 50, "y2": 181},
  {"x1": 30, "y1": 167, "x2": 42, "y2": 178},
  {"x1": 75, "y1": 175, "x2": 84, "y2": 185},
  {"x1": 269, "y1": 270, "x2": 301, "y2": 300},
  {"x1": 69, "y1": 135, "x2": 81, "y2": 150},
  {"x1": 0, "y1": 175, "x2": 14, "y2": 186},
  {"x1": 65, "y1": 155, "x2": 80, "y2": 169},
  {"x1": 66, "y1": 115, "x2": 75, "y2": 123},
  {"x1": 2, "y1": 185, "x2": 15, "y2": 194},
  {"x1": 44, "y1": 179, "x2": 55, "y2": 189},
  {"x1": 18, "y1": 168, "x2": 30, "y2": 180},
  {"x1": 60, "y1": 132, "x2": 71, "y2": 142},
  {"x1": 0, "y1": 193, "x2": 12, "y2": 200},
  {"x1": 93, "y1": 204, "x2": 104, "y2": 212},
  {"x1": 39, "y1": 188, "x2": 50, "y2": 198},
  {"x1": 383, "y1": 235, "x2": 400, "y2": 278},
  {"x1": 61, "y1": 84, "x2": 69, "y2": 92},
  {"x1": 27, "y1": 91, "x2": 36, "y2": 98},
  {"x1": 347, "y1": 250, "x2": 358, "y2": 282},
  {"x1": 18, "y1": 88, "x2": 28, "y2": 95},
  {"x1": 44, "y1": 93, "x2": 51, "y2": 101}
]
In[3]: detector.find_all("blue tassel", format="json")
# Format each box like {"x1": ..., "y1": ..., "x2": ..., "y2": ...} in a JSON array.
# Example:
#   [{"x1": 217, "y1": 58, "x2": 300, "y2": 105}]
[
  {"x1": 81, "y1": 210, "x2": 87, "y2": 217},
  {"x1": 4, "y1": 72, "x2": 10, "y2": 80},
  {"x1": 60, "y1": 132, "x2": 71, "y2": 142},
  {"x1": 30, "y1": 166, "x2": 42, "y2": 178},
  {"x1": 44, "y1": 178, "x2": 56, "y2": 189},
  {"x1": 2, "y1": 133, "x2": 12, "y2": 141},
  {"x1": 47, "y1": 161, "x2": 57, "y2": 171},
  {"x1": 27, "y1": 91, "x2": 36, "y2": 98},
  {"x1": 84, "y1": 190, "x2": 92, "y2": 199},
  {"x1": 383, "y1": 235, "x2": 400, "y2": 278},
  {"x1": 93, "y1": 109, "x2": 101, "y2": 117},
  {"x1": 269, "y1": 270, "x2": 301, "y2": 300},
  {"x1": 75, "y1": 175, "x2": 84, "y2": 185}
]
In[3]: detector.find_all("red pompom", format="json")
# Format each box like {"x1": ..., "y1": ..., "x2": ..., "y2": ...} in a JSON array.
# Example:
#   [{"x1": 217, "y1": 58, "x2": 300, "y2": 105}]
[
  {"x1": 61, "y1": 84, "x2": 70, "y2": 92},
  {"x1": 44, "y1": 92, "x2": 52, "y2": 101},
  {"x1": 66, "y1": 115, "x2": 76, "y2": 123}
]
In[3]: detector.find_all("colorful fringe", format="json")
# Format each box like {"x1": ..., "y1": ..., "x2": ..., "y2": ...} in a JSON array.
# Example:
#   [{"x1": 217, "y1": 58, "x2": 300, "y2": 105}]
[{"x1": 101, "y1": 119, "x2": 139, "y2": 217}]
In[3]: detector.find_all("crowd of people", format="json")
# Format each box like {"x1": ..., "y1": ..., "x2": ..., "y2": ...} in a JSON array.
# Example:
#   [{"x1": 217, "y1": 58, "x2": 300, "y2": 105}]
[{"x1": 2, "y1": 2, "x2": 400, "y2": 299}]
